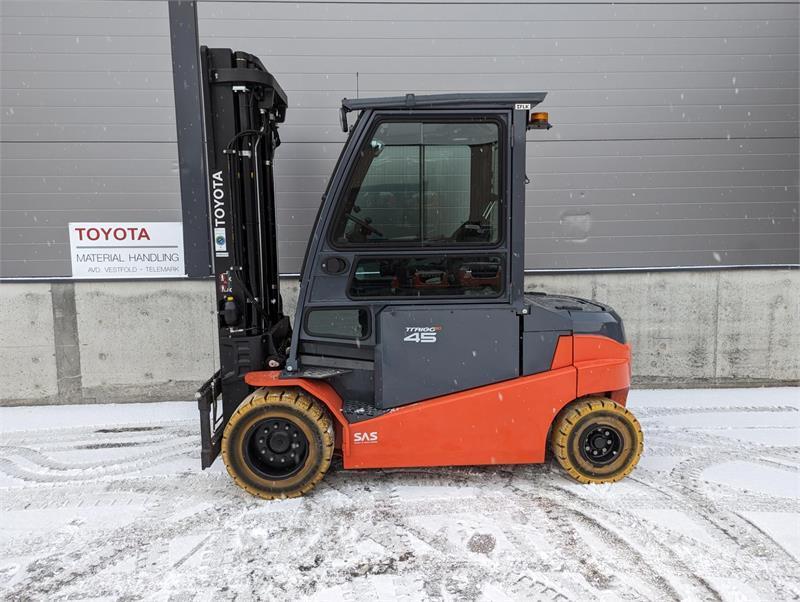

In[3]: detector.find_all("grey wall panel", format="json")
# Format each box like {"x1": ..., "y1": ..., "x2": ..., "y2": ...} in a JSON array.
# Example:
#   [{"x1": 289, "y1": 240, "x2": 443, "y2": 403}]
[
  {"x1": 0, "y1": 141, "x2": 181, "y2": 278},
  {"x1": 267, "y1": 136, "x2": 799, "y2": 271},
  {"x1": 0, "y1": 0, "x2": 797, "y2": 277},
  {"x1": 0, "y1": 1, "x2": 177, "y2": 278},
  {"x1": 198, "y1": 0, "x2": 798, "y2": 272}
]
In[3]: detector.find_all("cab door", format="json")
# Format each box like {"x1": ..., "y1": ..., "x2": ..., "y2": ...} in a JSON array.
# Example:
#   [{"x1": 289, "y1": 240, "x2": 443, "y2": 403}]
[{"x1": 299, "y1": 113, "x2": 518, "y2": 408}]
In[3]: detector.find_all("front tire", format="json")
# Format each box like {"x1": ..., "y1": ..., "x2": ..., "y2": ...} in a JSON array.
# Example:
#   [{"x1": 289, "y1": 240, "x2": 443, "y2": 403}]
[
  {"x1": 551, "y1": 397, "x2": 643, "y2": 484},
  {"x1": 222, "y1": 387, "x2": 334, "y2": 499}
]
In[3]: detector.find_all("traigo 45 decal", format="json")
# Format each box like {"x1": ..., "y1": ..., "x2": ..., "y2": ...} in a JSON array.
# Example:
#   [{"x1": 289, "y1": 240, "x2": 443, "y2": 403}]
[{"x1": 403, "y1": 325, "x2": 442, "y2": 343}]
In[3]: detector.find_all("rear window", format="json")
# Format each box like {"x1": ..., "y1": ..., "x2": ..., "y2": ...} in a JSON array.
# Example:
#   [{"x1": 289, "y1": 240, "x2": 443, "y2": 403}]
[{"x1": 350, "y1": 255, "x2": 504, "y2": 298}]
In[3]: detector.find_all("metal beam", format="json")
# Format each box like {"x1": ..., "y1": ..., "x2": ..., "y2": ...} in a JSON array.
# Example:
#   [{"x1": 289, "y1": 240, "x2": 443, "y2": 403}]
[{"x1": 169, "y1": 1, "x2": 211, "y2": 278}]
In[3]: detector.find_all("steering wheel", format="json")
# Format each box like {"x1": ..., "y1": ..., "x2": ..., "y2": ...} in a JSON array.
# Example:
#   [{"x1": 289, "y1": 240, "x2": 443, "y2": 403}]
[{"x1": 346, "y1": 213, "x2": 384, "y2": 238}]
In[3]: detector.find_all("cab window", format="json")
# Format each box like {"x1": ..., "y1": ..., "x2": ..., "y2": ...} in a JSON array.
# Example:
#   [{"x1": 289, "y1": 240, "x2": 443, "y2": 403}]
[
  {"x1": 331, "y1": 121, "x2": 501, "y2": 247},
  {"x1": 350, "y1": 255, "x2": 504, "y2": 298},
  {"x1": 305, "y1": 308, "x2": 369, "y2": 339}
]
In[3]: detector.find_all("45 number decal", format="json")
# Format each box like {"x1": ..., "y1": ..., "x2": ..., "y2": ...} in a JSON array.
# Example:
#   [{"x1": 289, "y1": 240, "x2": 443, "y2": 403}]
[{"x1": 403, "y1": 326, "x2": 442, "y2": 343}]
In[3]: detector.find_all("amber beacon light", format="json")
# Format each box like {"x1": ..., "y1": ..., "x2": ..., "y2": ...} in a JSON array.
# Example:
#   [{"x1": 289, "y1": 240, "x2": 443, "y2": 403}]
[{"x1": 529, "y1": 111, "x2": 551, "y2": 129}]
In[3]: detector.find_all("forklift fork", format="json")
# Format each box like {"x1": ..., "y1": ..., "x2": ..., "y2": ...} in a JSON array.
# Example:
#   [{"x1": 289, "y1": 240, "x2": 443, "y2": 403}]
[{"x1": 196, "y1": 370, "x2": 222, "y2": 469}]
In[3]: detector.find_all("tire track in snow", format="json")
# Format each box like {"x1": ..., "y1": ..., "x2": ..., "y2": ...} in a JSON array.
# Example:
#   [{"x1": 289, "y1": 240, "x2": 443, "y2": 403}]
[
  {"x1": 549, "y1": 481, "x2": 724, "y2": 601},
  {"x1": 505, "y1": 481, "x2": 681, "y2": 600},
  {"x1": 0, "y1": 444, "x2": 196, "y2": 483},
  {"x1": 637, "y1": 405, "x2": 799, "y2": 417},
  {"x1": 0, "y1": 437, "x2": 195, "y2": 472},
  {"x1": 624, "y1": 435, "x2": 799, "y2": 601},
  {"x1": 2, "y1": 393, "x2": 799, "y2": 600},
  {"x1": 3, "y1": 474, "x2": 244, "y2": 600}
]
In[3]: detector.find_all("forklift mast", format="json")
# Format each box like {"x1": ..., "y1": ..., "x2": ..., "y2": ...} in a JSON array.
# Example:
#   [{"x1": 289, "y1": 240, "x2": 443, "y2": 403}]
[{"x1": 196, "y1": 47, "x2": 292, "y2": 468}]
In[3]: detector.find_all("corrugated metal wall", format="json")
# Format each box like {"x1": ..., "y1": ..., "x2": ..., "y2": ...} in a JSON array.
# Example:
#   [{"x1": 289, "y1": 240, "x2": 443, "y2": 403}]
[
  {"x1": 0, "y1": 1, "x2": 179, "y2": 278},
  {"x1": 1, "y1": 0, "x2": 797, "y2": 277}
]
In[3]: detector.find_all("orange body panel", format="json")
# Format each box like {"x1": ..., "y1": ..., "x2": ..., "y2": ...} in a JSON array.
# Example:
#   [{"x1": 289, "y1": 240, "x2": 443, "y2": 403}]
[
  {"x1": 573, "y1": 335, "x2": 631, "y2": 399},
  {"x1": 344, "y1": 367, "x2": 576, "y2": 468},
  {"x1": 550, "y1": 335, "x2": 573, "y2": 370},
  {"x1": 244, "y1": 333, "x2": 630, "y2": 470}
]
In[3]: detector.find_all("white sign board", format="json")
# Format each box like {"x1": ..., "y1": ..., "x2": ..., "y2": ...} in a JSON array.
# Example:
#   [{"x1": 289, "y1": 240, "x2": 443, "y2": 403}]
[{"x1": 68, "y1": 222, "x2": 185, "y2": 278}]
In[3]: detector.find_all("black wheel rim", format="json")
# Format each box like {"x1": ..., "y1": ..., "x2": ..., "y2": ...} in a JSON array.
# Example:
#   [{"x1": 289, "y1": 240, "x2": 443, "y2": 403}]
[
  {"x1": 243, "y1": 417, "x2": 309, "y2": 479},
  {"x1": 579, "y1": 423, "x2": 623, "y2": 466}
]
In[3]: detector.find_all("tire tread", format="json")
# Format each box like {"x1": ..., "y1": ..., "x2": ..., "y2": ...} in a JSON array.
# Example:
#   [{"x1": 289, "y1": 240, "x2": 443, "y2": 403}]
[
  {"x1": 221, "y1": 387, "x2": 335, "y2": 500},
  {"x1": 550, "y1": 396, "x2": 643, "y2": 484}
]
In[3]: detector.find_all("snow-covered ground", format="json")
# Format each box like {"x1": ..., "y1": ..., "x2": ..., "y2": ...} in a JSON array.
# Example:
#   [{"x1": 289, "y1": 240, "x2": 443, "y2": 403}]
[{"x1": 1, "y1": 388, "x2": 798, "y2": 601}]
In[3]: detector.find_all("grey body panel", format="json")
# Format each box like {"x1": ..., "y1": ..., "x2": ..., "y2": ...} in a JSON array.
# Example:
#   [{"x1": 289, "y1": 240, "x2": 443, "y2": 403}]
[
  {"x1": 522, "y1": 331, "x2": 568, "y2": 376},
  {"x1": 520, "y1": 292, "x2": 626, "y2": 376},
  {"x1": 524, "y1": 293, "x2": 626, "y2": 345},
  {"x1": 285, "y1": 366, "x2": 351, "y2": 380},
  {"x1": 523, "y1": 295, "x2": 574, "y2": 332},
  {"x1": 376, "y1": 306, "x2": 519, "y2": 409}
]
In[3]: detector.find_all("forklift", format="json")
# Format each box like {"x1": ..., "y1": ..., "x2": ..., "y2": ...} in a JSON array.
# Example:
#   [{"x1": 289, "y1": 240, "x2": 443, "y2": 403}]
[{"x1": 195, "y1": 47, "x2": 643, "y2": 499}]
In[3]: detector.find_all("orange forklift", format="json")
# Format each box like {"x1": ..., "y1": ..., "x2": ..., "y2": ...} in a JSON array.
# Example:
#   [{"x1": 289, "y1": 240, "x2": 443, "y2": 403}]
[{"x1": 194, "y1": 48, "x2": 643, "y2": 499}]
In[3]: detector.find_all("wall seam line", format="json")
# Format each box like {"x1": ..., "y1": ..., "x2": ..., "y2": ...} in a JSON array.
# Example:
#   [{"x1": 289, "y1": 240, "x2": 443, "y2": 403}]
[
  {"x1": 712, "y1": 270, "x2": 721, "y2": 380},
  {"x1": 51, "y1": 282, "x2": 83, "y2": 402}
]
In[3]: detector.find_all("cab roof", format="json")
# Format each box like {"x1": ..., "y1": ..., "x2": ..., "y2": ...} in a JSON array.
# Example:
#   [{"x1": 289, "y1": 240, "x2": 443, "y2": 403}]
[{"x1": 341, "y1": 92, "x2": 547, "y2": 113}]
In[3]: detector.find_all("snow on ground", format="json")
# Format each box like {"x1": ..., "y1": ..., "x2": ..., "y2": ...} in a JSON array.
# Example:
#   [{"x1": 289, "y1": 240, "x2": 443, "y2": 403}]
[{"x1": 0, "y1": 388, "x2": 798, "y2": 601}]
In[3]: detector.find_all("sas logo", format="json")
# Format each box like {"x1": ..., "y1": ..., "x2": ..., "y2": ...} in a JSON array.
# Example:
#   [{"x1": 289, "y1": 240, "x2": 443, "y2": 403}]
[
  {"x1": 354, "y1": 431, "x2": 378, "y2": 444},
  {"x1": 403, "y1": 325, "x2": 442, "y2": 343}
]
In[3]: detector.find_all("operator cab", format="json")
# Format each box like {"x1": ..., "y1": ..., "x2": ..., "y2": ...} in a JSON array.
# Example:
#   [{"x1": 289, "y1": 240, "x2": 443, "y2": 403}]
[{"x1": 286, "y1": 94, "x2": 553, "y2": 415}]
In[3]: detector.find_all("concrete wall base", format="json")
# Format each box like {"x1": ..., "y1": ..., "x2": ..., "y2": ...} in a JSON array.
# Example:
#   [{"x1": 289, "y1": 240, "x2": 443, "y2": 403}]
[{"x1": 1, "y1": 269, "x2": 796, "y2": 406}]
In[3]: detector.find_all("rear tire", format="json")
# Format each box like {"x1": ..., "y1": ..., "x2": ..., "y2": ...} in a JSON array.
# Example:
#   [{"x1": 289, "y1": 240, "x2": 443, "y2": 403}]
[
  {"x1": 222, "y1": 387, "x2": 334, "y2": 499},
  {"x1": 551, "y1": 397, "x2": 643, "y2": 484}
]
